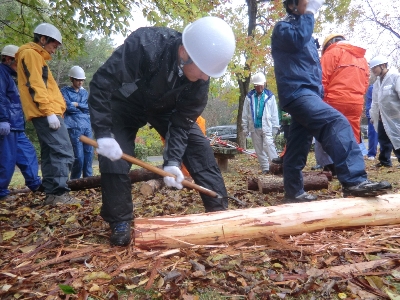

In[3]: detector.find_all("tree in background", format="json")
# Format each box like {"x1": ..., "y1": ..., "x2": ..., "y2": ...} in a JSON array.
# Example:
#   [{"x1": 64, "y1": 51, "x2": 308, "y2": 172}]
[
  {"x1": 49, "y1": 35, "x2": 115, "y2": 87},
  {"x1": 0, "y1": 0, "x2": 133, "y2": 57}
]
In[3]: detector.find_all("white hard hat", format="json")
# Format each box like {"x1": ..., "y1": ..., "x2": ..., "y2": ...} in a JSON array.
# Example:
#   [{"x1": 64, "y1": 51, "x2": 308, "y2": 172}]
[
  {"x1": 1, "y1": 45, "x2": 19, "y2": 58},
  {"x1": 251, "y1": 72, "x2": 266, "y2": 85},
  {"x1": 34, "y1": 23, "x2": 62, "y2": 44},
  {"x1": 182, "y1": 16, "x2": 235, "y2": 78},
  {"x1": 369, "y1": 55, "x2": 388, "y2": 68},
  {"x1": 68, "y1": 66, "x2": 86, "y2": 79}
]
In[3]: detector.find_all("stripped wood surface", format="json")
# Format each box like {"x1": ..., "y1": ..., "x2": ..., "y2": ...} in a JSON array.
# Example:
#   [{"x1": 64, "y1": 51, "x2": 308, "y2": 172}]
[{"x1": 134, "y1": 194, "x2": 400, "y2": 249}]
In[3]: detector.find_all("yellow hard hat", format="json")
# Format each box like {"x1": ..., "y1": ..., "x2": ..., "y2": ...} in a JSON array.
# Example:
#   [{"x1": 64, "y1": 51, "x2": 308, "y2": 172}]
[{"x1": 322, "y1": 33, "x2": 345, "y2": 53}]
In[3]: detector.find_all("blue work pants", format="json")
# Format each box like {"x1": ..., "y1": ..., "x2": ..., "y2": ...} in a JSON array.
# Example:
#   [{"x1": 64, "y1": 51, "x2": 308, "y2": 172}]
[
  {"x1": 68, "y1": 127, "x2": 94, "y2": 179},
  {"x1": 283, "y1": 95, "x2": 367, "y2": 198},
  {"x1": 367, "y1": 118, "x2": 378, "y2": 158},
  {"x1": 0, "y1": 131, "x2": 41, "y2": 197}
]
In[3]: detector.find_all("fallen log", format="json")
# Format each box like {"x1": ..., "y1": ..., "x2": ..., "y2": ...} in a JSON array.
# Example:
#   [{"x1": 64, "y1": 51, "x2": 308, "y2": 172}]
[
  {"x1": 247, "y1": 172, "x2": 330, "y2": 193},
  {"x1": 140, "y1": 178, "x2": 165, "y2": 196},
  {"x1": 134, "y1": 194, "x2": 400, "y2": 249},
  {"x1": 10, "y1": 167, "x2": 163, "y2": 194},
  {"x1": 140, "y1": 177, "x2": 194, "y2": 196},
  {"x1": 258, "y1": 174, "x2": 328, "y2": 193}
]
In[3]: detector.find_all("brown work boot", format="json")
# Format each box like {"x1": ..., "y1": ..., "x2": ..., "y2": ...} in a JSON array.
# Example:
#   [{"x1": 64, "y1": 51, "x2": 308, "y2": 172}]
[{"x1": 45, "y1": 193, "x2": 81, "y2": 205}]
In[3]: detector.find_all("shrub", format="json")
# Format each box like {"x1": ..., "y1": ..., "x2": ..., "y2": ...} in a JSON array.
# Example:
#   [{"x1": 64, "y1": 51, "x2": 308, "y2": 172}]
[
  {"x1": 274, "y1": 134, "x2": 286, "y2": 152},
  {"x1": 136, "y1": 126, "x2": 164, "y2": 156}
]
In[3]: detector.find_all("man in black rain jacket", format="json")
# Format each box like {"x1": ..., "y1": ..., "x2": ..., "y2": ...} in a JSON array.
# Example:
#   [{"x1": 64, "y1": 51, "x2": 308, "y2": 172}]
[{"x1": 88, "y1": 16, "x2": 236, "y2": 246}]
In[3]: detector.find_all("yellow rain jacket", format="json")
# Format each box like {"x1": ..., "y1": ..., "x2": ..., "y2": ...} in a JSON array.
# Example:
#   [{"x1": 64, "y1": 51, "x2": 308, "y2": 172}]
[{"x1": 15, "y1": 42, "x2": 66, "y2": 121}]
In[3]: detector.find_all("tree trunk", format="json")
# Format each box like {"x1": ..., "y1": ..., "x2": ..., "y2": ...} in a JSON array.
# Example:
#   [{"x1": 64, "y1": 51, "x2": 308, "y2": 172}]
[{"x1": 134, "y1": 194, "x2": 400, "y2": 249}]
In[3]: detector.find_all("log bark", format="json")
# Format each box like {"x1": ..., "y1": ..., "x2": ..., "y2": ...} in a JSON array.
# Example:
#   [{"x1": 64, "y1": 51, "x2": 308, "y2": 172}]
[
  {"x1": 247, "y1": 172, "x2": 331, "y2": 193},
  {"x1": 68, "y1": 167, "x2": 163, "y2": 191},
  {"x1": 10, "y1": 167, "x2": 163, "y2": 194},
  {"x1": 140, "y1": 179, "x2": 165, "y2": 196},
  {"x1": 134, "y1": 194, "x2": 400, "y2": 249},
  {"x1": 140, "y1": 177, "x2": 194, "y2": 196},
  {"x1": 257, "y1": 174, "x2": 328, "y2": 193}
]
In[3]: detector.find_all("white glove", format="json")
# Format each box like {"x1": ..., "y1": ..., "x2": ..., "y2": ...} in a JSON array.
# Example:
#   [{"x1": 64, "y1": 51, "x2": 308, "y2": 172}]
[
  {"x1": 72, "y1": 102, "x2": 78, "y2": 107},
  {"x1": 96, "y1": 138, "x2": 123, "y2": 161},
  {"x1": 306, "y1": 0, "x2": 325, "y2": 14},
  {"x1": 47, "y1": 114, "x2": 60, "y2": 130},
  {"x1": 163, "y1": 166, "x2": 184, "y2": 189},
  {"x1": 272, "y1": 127, "x2": 279, "y2": 136}
]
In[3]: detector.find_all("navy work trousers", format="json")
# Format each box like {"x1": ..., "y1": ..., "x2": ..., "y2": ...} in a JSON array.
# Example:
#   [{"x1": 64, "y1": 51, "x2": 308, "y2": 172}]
[
  {"x1": 282, "y1": 95, "x2": 367, "y2": 198},
  {"x1": 377, "y1": 120, "x2": 400, "y2": 166},
  {"x1": 0, "y1": 131, "x2": 41, "y2": 197},
  {"x1": 68, "y1": 127, "x2": 94, "y2": 179}
]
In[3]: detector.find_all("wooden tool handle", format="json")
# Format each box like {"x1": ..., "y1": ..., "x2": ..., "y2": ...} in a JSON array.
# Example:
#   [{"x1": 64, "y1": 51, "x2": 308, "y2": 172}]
[{"x1": 80, "y1": 136, "x2": 220, "y2": 198}]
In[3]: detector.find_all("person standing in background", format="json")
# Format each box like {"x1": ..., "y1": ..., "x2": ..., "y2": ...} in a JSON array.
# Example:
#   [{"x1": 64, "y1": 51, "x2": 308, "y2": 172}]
[
  {"x1": 369, "y1": 55, "x2": 400, "y2": 168},
  {"x1": 0, "y1": 45, "x2": 42, "y2": 201},
  {"x1": 313, "y1": 33, "x2": 370, "y2": 175},
  {"x1": 15, "y1": 23, "x2": 79, "y2": 205},
  {"x1": 241, "y1": 72, "x2": 279, "y2": 174},
  {"x1": 61, "y1": 66, "x2": 93, "y2": 179}
]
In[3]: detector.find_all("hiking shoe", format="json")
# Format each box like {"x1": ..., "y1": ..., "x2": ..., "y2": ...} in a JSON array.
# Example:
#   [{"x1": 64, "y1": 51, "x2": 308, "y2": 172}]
[
  {"x1": 272, "y1": 157, "x2": 283, "y2": 164},
  {"x1": 311, "y1": 164, "x2": 323, "y2": 170},
  {"x1": 45, "y1": 193, "x2": 81, "y2": 205},
  {"x1": 110, "y1": 222, "x2": 132, "y2": 246},
  {"x1": 375, "y1": 162, "x2": 391, "y2": 168},
  {"x1": 283, "y1": 192, "x2": 318, "y2": 203},
  {"x1": 342, "y1": 180, "x2": 392, "y2": 197},
  {"x1": 367, "y1": 156, "x2": 375, "y2": 161},
  {"x1": 262, "y1": 170, "x2": 269, "y2": 175},
  {"x1": 0, "y1": 195, "x2": 17, "y2": 202}
]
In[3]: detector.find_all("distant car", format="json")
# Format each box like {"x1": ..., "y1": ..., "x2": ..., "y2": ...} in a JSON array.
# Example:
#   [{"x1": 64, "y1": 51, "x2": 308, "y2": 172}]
[
  {"x1": 206, "y1": 125, "x2": 237, "y2": 143},
  {"x1": 361, "y1": 125, "x2": 368, "y2": 139}
]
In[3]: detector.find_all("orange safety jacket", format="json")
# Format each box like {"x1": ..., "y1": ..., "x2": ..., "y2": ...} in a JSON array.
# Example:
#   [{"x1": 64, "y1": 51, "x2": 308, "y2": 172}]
[{"x1": 321, "y1": 42, "x2": 369, "y2": 143}]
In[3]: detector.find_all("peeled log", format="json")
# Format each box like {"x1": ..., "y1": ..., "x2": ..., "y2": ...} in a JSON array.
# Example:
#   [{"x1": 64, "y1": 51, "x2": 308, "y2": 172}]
[{"x1": 134, "y1": 194, "x2": 400, "y2": 249}]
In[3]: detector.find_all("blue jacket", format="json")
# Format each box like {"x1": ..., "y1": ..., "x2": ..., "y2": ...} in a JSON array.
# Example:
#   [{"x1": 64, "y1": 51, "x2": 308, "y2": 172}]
[
  {"x1": 271, "y1": 13, "x2": 323, "y2": 108},
  {"x1": 365, "y1": 85, "x2": 373, "y2": 118},
  {"x1": 61, "y1": 86, "x2": 91, "y2": 129},
  {"x1": 0, "y1": 63, "x2": 25, "y2": 130}
]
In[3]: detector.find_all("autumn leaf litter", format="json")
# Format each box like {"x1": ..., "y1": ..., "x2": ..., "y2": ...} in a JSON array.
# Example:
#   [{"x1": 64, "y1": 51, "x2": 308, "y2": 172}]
[{"x1": 1, "y1": 153, "x2": 400, "y2": 299}]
